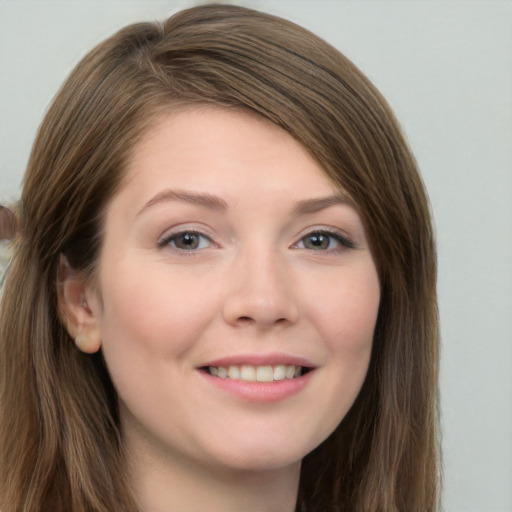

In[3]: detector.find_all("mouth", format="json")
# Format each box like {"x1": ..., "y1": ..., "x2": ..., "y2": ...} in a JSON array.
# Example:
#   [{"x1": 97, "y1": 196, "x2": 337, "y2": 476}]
[{"x1": 200, "y1": 364, "x2": 313, "y2": 382}]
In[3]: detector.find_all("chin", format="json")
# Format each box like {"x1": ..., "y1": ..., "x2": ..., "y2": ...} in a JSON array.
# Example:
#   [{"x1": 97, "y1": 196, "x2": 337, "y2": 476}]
[{"x1": 198, "y1": 433, "x2": 322, "y2": 474}]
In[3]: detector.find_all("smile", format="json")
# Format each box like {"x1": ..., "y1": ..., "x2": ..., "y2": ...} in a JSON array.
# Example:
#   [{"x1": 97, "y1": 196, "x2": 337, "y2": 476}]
[{"x1": 205, "y1": 364, "x2": 309, "y2": 382}]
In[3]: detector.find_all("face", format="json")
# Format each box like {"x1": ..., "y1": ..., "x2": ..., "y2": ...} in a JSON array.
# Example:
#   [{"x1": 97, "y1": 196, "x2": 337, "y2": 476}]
[{"x1": 84, "y1": 108, "x2": 380, "y2": 475}]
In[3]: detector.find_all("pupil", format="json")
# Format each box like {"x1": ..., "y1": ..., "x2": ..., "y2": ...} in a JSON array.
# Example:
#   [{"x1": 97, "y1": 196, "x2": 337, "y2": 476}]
[
  {"x1": 307, "y1": 234, "x2": 329, "y2": 250},
  {"x1": 177, "y1": 233, "x2": 199, "y2": 249}
]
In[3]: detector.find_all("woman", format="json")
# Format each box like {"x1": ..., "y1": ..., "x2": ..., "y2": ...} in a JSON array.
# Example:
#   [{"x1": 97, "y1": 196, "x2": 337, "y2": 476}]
[{"x1": 0, "y1": 4, "x2": 440, "y2": 511}]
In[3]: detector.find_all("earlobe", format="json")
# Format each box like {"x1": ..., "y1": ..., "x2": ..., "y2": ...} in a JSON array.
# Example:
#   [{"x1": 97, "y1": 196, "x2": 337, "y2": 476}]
[
  {"x1": 74, "y1": 331, "x2": 102, "y2": 354},
  {"x1": 57, "y1": 254, "x2": 102, "y2": 354}
]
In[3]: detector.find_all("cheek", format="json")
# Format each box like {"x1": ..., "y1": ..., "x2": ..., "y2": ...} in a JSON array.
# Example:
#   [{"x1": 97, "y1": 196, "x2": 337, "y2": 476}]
[
  {"x1": 313, "y1": 264, "x2": 380, "y2": 429},
  {"x1": 315, "y1": 263, "x2": 380, "y2": 354},
  {"x1": 97, "y1": 258, "x2": 220, "y2": 361}
]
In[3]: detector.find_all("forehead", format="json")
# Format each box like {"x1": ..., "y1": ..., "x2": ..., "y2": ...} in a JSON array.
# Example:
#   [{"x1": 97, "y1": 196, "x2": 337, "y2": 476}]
[{"x1": 118, "y1": 107, "x2": 343, "y2": 205}]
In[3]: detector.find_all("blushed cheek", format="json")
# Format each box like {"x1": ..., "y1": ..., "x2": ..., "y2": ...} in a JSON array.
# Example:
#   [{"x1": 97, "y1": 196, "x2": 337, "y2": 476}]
[
  {"x1": 99, "y1": 270, "x2": 218, "y2": 360},
  {"x1": 322, "y1": 272, "x2": 380, "y2": 356}
]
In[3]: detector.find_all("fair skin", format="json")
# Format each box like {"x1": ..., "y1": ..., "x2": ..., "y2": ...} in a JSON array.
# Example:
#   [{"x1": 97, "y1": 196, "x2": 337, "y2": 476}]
[{"x1": 62, "y1": 108, "x2": 380, "y2": 512}]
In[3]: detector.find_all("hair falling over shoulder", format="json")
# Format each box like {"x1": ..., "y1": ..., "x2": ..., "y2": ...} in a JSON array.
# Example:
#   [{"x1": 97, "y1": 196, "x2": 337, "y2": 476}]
[{"x1": 0, "y1": 4, "x2": 440, "y2": 511}]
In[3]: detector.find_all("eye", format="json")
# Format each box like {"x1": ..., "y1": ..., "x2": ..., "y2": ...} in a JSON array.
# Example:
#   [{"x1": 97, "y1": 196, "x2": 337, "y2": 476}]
[
  {"x1": 296, "y1": 230, "x2": 354, "y2": 251},
  {"x1": 159, "y1": 231, "x2": 212, "y2": 251}
]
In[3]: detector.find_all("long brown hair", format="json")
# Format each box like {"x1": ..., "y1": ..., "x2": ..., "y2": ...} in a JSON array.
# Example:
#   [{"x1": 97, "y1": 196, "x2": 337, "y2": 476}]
[{"x1": 0, "y1": 5, "x2": 440, "y2": 511}]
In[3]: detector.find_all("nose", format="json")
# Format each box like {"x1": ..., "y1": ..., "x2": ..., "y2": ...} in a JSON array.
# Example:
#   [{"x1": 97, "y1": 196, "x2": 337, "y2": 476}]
[{"x1": 222, "y1": 247, "x2": 299, "y2": 329}]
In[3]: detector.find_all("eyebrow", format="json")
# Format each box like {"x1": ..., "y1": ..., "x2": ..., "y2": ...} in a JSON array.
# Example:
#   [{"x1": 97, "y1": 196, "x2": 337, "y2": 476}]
[
  {"x1": 292, "y1": 194, "x2": 355, "y2": 215},
  {"x1": 136, "y1": 189, "x2": 354, "y2": 217},
  {"x1": 136, "y1": 189, "x2": 228, "y2": 216}
]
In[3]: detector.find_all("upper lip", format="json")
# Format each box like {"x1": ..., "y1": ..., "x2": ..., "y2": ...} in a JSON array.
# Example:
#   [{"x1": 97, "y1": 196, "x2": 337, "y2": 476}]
[{"x1": 200, "y1": 353, "x2": 316, "y2": 368}]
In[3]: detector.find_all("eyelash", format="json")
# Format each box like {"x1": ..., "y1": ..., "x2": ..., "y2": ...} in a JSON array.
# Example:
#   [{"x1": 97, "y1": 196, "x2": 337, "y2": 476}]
[
  {"x1": 158, "y1": 227, "x2": 355, "y2": 255},
  {"x1": 293, "y1": 229, "x2": 355, "y2": 253},
  {"x1": 158, "y1": 230, "x2": 214, "y2": 254}
]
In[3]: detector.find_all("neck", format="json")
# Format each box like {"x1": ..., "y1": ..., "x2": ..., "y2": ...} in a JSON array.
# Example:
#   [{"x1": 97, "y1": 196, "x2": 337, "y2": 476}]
[{"x1": 124, "y1": 430, "x2": 301, "y2": 512}]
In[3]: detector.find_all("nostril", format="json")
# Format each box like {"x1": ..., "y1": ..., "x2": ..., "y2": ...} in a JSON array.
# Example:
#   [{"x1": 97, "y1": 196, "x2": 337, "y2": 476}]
[
  {"x1": 234, "y1": 316, "x2": 255, "y2": 326},
  {"x1": 235, "y1": 316, "x2": 289, "y2": 327},
  {"x1": 223, "y1": 292, "x2": 299, "y2": 327}
]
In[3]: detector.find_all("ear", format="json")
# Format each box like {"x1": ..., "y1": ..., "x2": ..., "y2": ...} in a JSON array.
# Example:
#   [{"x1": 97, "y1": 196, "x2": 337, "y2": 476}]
[{"x1": 57, "y1": 255, "x2": 102, "y2": 354}]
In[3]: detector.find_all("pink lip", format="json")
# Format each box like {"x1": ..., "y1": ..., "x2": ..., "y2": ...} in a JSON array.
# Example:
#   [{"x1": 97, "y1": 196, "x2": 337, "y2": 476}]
[
  {"x1": 198, "y1": 369, "x2": 315, "y2": 403},
  {"x1": 197, "y1": 353, "x2": 317, "y2": 403},
  {"x1": 200, "y1": 352, "x2": 315, "y2": 368}
]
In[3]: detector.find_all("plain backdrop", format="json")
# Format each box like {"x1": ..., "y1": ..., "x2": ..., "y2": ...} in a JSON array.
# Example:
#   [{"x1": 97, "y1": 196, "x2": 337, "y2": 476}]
[{"x1": 1, "y1": 1, "x2": 511, "y2": 511}]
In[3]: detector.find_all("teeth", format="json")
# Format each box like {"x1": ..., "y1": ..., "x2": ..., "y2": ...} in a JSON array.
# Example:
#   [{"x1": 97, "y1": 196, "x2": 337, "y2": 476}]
[
  {"x1": 208, "y1": 364, "x2": 304, "y2": 382},
  {"x1": 240, "y1": 365, "x2": 256, "y2": 381},
  {"x1": 273, "y1": 364, "x2": 286, "y2": 381},
  {"x1": 227, "y1": 365, "x2": 240, "y2": 379},
  {"x1": 256, "y1": 365, "x2": 273, "y2": 382}
]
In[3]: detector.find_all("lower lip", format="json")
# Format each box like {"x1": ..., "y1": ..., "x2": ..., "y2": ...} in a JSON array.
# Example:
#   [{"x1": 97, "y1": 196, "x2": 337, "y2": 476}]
[{"x1": 198, "y1": 370, "x2": 314, "y2": 403}]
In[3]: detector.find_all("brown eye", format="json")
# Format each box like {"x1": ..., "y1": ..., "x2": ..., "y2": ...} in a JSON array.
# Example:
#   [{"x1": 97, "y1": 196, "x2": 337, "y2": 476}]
[
  {"x1": 296, "y1": 230, "x2": 354, "y2": 252},
  {"x1": 161, "y1": 231, "x2": 211, "y2": 251},
  {"x1": 174, "y1": 233, "x2": 200, "y2": 249},
  {"x1": 302, "y1": 233, "x2": 331, "y2": 250}
]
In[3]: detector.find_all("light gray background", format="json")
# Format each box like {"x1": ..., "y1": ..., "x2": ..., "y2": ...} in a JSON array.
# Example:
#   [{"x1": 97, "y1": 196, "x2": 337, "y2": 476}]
[{"x1": 1, "y1": 1, "x2": 511, "y2": 511}]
